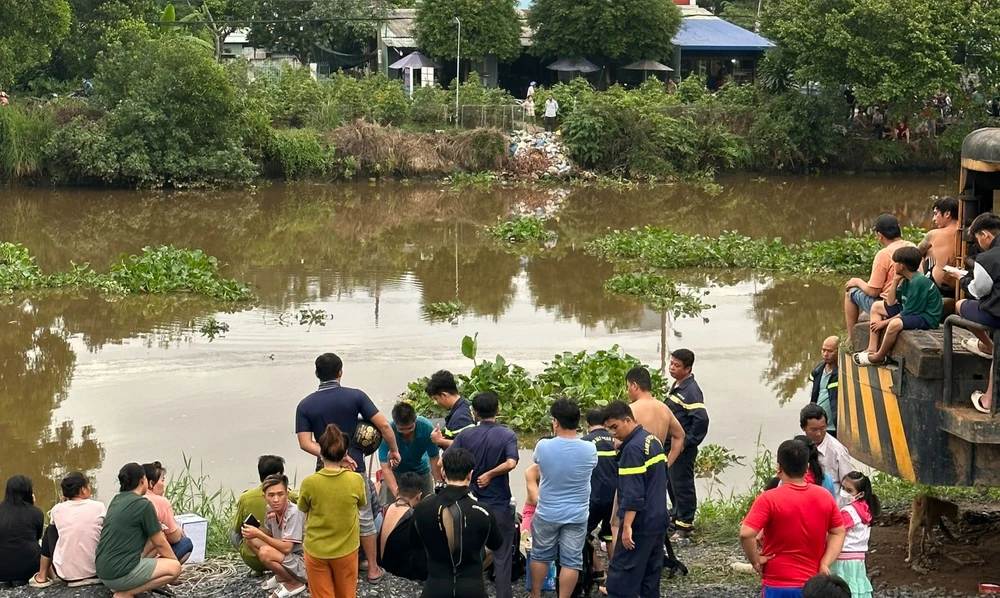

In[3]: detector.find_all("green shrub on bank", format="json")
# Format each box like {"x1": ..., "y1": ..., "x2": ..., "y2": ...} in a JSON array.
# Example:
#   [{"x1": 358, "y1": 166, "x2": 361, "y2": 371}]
[
  {"x1": 0, "y1": 105, "x2": 55, "y2": 182},
  {"x1": 562, "y1": 100, "x2": 748, "y2": 178},
  {"x1": 588, "y1": 226, "x2": 926, "y2": 275},
  {"x1": 266, "y1": 128, "x2": 336, "y2": 178},
  {"x1": 403, "y1": 335, "x2": 667, "y2": 432}
]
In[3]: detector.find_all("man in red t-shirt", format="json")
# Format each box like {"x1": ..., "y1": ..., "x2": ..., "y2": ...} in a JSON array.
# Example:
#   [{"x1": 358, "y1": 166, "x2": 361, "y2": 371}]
[{"x1": 740, "y1": 439, "x2": 846, "y2": 598}]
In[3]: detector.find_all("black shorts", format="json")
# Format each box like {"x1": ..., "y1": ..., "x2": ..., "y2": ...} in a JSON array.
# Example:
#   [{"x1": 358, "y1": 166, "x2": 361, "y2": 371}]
[{"x1": 588, "y1": 502, "x2": 613, "y2": 543}]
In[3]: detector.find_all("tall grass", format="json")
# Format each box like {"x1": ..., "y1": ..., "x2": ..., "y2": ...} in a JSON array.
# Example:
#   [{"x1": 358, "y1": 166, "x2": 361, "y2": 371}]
[
  {"x1": 0, "y1": 106, "x2": 55, "y2": 182},
  {"x1": 164, "y1": 455, "x2": 237, "y2": 558},
  {"x1": 694, "y1": 442, "x2": 776, "y2": 544}
]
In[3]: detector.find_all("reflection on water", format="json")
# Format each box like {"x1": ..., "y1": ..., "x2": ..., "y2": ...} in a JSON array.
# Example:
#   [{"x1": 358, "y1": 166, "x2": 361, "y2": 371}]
[{"x1": 0, "y1": 174, "x2": 949, "y2": 496}]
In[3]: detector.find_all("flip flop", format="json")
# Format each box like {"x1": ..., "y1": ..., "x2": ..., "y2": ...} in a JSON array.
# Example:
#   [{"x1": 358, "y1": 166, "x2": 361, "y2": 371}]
[
  {"x1": 28, "y1": 574, "x2": 54, "y2": 588},
  {"x1": 972, "y1": 391, "x2": 992, "y2": 414},
  {"x1": 963, "y1": 337, "x2": 993, "y2": 359},
  {"x1": 853, "y1": 352, "x2": 874, "y2": 366},
  {"x1": 366, "y1": 569, "x2": 384, "y2": 585},
  {"x1": 66, "y1": 578, "x2": 101, "y2": 588},
  {"x1": 276, "y1": 583, "x2": 308, "y2": 598},
  {"x1": 261, "y1": 576, "x2": 279, "y2": 591}
]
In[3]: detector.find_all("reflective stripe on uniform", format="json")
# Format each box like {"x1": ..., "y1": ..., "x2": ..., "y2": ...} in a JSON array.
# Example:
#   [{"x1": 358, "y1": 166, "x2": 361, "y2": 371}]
[
  {"x1": 444, "y1": 424, "x2": 475, "y2": 438},
  {"x1": 596, "y1": 450, "x2": 617, "y2": 457},
  {"x1": 666, "y1": 394, "x2": 706, "y2": 411},
  {"x1": 827, "y1": 382, "x2": 839, "y2": 389},
  {"x1": 619, "y1": 453, "x2": 666, "y2": 475}
]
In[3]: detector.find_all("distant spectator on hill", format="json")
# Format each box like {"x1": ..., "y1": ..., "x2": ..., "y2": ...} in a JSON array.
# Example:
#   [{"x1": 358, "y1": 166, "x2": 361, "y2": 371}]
[{"x1": 544, "y1": 94, "x2": 559, "y2": 132}]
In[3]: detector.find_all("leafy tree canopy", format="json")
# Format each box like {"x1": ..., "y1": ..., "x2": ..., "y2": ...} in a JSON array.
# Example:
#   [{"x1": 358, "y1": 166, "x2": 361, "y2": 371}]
[
  {"x1": 415, "y1": 0, "x2": 522, "y2": 62},
  {"x1": 0, "y1": 0, "x2": 72, "y2": 87},
  {"x1": 761, "y1": 0, "x2": 987, "y2": 106},
  {"x1": 528, "y1": 0, "x2": 681, "y2": 62}
]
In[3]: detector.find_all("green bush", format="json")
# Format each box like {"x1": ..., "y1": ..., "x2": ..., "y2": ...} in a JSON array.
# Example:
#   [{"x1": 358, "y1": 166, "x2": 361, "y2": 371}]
[
  {"x1": 487, "y1": 215, "x2": 556, "y2": 244},
  {"x1": 266, "y1": 128, "x2": 335, "y2": 178},
  {"x1": 0, "y1": 105, "x2": 55, "y2": 181},
  {"x1": 676, "y1": 73, "x2": 709, "y2": 104},
  {"x1": 747, "y1": 91, "x2": 844, "y2": 171},
  {"x1": 257, "y1": 65, "x2": 325, "y2": 127},
  {"x1": 410, "y1": 85, "x2": 450, "y2": 124},
  {"x1": 360, "y1": 73, "x2": 410, "y2": 125}
]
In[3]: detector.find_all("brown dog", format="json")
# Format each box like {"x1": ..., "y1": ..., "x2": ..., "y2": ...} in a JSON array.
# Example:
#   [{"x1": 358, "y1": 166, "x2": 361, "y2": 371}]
[{"x1": 905, "y1": 494, "x2": 959, "y2": 562}]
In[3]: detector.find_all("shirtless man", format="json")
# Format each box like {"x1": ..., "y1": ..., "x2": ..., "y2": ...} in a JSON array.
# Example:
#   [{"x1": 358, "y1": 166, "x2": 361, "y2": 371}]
[
  {"x1": 378, "y1": 472, "x2": 427, "y2": 581},
  {"x1": 609, "y1": 367, "x2": 685, "y2": 561},
  {"x1": 918, "y1": 196, "x2": 960, "y2": 303}
]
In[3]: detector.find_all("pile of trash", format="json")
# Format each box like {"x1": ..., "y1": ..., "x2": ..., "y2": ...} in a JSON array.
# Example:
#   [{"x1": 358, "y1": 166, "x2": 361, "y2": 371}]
[{"x1": 508, "y1": 131, "x2": 574, "y2": 178}]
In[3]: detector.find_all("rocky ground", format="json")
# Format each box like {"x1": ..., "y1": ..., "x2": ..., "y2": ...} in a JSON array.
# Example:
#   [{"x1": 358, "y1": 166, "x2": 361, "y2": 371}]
[{"x1": 5, "y1": 508, "x2": 996, "y2": 598}]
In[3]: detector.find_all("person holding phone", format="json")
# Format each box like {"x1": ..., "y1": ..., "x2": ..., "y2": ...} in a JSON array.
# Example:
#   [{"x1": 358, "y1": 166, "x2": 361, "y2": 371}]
[
  {"x1": 232, "y1": 456, "x2": 297, "y2": 574},
  {"x1": 242, "y1": 475, "x2": 307, "y2": 598}
]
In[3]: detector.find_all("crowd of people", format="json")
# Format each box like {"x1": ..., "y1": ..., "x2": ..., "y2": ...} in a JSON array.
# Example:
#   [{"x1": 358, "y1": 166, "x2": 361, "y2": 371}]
[{"x1": 844, "y1": 201, "x2": 1000, "y2": 413}]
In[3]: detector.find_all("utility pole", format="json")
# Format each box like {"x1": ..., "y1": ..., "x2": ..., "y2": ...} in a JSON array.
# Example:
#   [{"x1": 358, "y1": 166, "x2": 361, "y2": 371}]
[{"x1": 454, "y1": 17, "x2": 461, "y2": 128}]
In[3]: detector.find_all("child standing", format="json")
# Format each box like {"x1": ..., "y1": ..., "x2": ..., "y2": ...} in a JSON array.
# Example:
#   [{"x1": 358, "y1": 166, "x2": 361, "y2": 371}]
[
  {"x1": 855, "y1": 245, "x2": 942, "y2": 366},
  {"x1": 829, "y1": 472, "x2": 881, "y2": 598}
]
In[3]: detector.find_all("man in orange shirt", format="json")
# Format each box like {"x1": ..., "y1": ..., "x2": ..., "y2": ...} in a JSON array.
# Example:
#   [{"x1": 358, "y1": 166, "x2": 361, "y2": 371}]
[{"x1": 844, "y1": 214, "x2": 916, "y2": 340}]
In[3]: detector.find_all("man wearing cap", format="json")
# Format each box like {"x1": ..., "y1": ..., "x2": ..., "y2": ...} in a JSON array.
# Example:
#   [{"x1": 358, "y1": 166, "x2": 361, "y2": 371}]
[
  {"x1": 845, "y1": 214, "x2": 915, "y2": 340},
  {"x1": 294, "y1": 352, "x2": 400, "y2": 583}
]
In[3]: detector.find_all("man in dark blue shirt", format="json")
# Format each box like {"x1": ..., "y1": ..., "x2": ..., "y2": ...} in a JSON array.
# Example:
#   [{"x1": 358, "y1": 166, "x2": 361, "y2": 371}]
[
  {"x1": 665, "y1": 349, "x2": 709, "y2": 541},
  {"x1": 582, "y1": 408, "x2": 617, "y2": 564},
  {"x1": 603, "y1": 401, "x2": 668, "y2": 598},
  {"x1": 448, "y1": 391, "x2": 519, "y2": 598},
  {"x1": 426, "y1": 370, "x2": 476, "y2": 449},
  {"x1": 294, "y1": 352, "x2": 400, "y2": 583}
]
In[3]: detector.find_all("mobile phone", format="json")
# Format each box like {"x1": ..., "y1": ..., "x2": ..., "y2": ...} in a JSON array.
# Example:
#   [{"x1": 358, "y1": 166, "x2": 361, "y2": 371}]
[{"x1": 244, "y1": 513, "x2": 261, "y2": 528}]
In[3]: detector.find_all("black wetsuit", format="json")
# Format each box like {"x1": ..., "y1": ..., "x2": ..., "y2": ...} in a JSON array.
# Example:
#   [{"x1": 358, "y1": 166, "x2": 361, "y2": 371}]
[{"x1": 410, "y1": 484, "x2": 504, "y2": 598}]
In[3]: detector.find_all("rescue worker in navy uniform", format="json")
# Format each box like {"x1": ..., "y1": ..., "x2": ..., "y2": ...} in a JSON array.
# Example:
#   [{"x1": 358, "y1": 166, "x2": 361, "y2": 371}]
[
  {"x1": 602, "y1": 401, "x2": 669, "y2": 598},
  {"x1": 665, "y1": 349, "x2": 709, "y2": 542},
  {"x1": 425, "y1": 370, "x2": 476, "y2": 449},
  {"x1": 582, "y1": 408, "x2": 618, "y2": 568}
]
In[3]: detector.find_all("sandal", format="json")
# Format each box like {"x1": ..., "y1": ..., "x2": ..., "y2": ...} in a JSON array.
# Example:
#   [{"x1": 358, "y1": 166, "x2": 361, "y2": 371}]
[
  {"x1": 853, "y1": 352, "x2": 874, "y2": 366},
  {"x1": 262, "y1": 576, "x2": 279, "y2": 591},
  {"x1": 28, "y1": 574, "x2": 54, "y2": 588},
  {"x1": 972, "y1": 391, "x2": 992, "y2": 414},
  {"x1": 963, "y1": 337, "x2": 993, "y2": 359},
  {"x1": 277, "y1": 583, "x2": 308, "y2": 598},
  {"x1": 366, "y1": 570, "x2": 384, "y2": 585}
]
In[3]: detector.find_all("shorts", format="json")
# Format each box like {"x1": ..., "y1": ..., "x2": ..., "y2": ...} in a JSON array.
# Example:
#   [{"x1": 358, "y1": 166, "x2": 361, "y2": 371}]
[
  {"x1": 281, "y1": 551, "x2": 307, "y2": 583},
  {"x1": 763, "y1": 587, "x2": 803, "y2": 598},
  {"x1": 960, "y1": 299, "x2": 1000, "y2": 329},
  {"x1": 530, "y1": 516, "x2": 587, "y2": 571},
  {"x1": 587, "y1": 502, "x2": 613, "y2": 542},
  {"x1": 850, "y1": 287, "x2": 878, "y2": 314},
  {"x1": 171, "y1": 536, "x2": 194, "y2": 560},
  {"x1": 359, "y1": 497, "x2": 376, "y2": 536},
  {"x1": 884, "y1": 304, "x2": 934, "y2": 330},
  {"x1": 101, "y1": 558, "x2": 157, "y2": 592}
]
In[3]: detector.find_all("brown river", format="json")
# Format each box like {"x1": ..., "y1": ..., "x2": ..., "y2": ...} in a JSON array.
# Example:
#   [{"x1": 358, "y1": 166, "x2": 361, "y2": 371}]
[{"x1": 0, "y1": 174, "x2": 952, "y2": 507}]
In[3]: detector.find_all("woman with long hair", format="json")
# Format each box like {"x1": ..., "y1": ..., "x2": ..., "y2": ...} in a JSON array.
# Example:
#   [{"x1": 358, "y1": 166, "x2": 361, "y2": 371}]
[
  {"x1": 141, "y1": 462, "x2": 194, "y2": 564},
  {"x1": 0, "y1": 475, "x2": 44, "y2": 585},
  {"x1": 794, "y1": 435, "x2": 836, "y2": 497},
  {"x1": 297, "y1": 424, "x2": 368, "y2": 598}
]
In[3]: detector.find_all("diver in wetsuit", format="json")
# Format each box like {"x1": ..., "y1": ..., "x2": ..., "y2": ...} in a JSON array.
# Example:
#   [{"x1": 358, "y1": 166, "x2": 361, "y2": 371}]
[{"x1": 410, "y1": 448, "x2": 504, "y2": 598}]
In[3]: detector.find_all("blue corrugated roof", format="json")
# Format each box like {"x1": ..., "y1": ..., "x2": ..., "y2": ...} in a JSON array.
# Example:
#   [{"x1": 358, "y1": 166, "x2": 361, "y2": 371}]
[{"x1": 671, "y1": 17, "x2": 774, "y2": 51}]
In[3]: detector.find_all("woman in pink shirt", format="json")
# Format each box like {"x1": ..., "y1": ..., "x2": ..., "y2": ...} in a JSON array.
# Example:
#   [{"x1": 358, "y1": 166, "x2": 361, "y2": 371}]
[
  {"x1": 30, "y1": 472, "x2": 106, "y2": 588},
  {"x1": 142, "y1": 463, "x2": 194, "y2": 564}
]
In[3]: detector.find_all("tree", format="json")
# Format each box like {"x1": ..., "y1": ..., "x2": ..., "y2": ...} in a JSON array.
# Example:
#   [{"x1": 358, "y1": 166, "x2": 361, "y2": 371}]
[
  {"x1": 415, "y1": 0, "x2": 521, "y2": 62},
  {"x1": 247, "y1": 0, "x2": 315, "y2": 65},
  {"x1": 180, "y1": 0, "x2": 258, "y2": 61},
  {"x1": 762, "y1": 0, "x2": 963, "y2": 107},
  {"x1": 0, "y1": 0, "x2": 72, "y2": 87},
  {"x1": 528, "y1": 0, "x2": 681, "y2": 61},
  {"x1": 45, "y1": 0, "x2": 155, "y2": 83}
]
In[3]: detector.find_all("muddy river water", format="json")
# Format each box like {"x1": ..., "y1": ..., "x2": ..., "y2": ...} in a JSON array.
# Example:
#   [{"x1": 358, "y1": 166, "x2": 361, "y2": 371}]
[{"x1": 0, "y1": 174, "x2": 952, "y2": 507}]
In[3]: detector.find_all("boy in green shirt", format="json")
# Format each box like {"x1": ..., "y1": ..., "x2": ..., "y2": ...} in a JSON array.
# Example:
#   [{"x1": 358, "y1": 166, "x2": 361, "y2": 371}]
[
  {"x1": 231, "y1": 456, "x2": 297, "y2": 574},
  {"x1": 856, "y1": 246, "x2": 942, "y2": 366}
]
